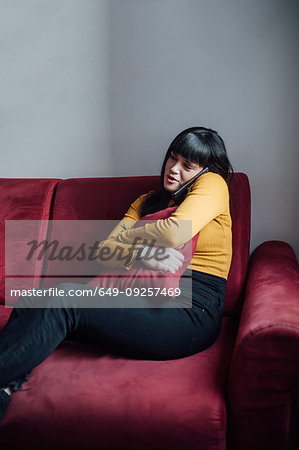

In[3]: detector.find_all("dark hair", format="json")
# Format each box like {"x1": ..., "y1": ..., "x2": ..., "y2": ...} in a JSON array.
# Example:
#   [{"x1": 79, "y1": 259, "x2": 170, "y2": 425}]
[{"x1": 141, "y1": 127, "x2": 234, "y2": 216}]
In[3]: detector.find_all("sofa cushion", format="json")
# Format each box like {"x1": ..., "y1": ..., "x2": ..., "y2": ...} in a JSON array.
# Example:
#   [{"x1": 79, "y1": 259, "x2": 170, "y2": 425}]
[
  {"x1": 50, "y1": 176, "x2": 161, "y2": 220},
  {"x1": 87, "y1": 206, "x2": 199, "y2": 298},
  {"x1": 0, "y1": 316, "x2": 238, "y2": 450},
  {"x1": 0, "y1": 179, "x2": 59, "y2": 306}
]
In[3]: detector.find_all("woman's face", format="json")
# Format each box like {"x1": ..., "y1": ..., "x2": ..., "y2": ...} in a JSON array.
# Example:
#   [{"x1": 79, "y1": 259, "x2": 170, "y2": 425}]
[{"x1": 163, "y1": 152, "x2": 203, "y2": 193}]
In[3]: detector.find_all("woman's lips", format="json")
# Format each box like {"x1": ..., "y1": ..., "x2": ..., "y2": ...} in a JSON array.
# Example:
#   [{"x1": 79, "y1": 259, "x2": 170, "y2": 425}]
[{"x1": 167, "y1": 175, "x2": 178, "y2": 184}]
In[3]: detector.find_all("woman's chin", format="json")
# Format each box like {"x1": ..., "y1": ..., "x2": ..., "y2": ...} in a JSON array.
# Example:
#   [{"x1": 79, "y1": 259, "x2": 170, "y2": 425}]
[{"x1": 164, "y1": 183, "x2": 177, "y2": 193}]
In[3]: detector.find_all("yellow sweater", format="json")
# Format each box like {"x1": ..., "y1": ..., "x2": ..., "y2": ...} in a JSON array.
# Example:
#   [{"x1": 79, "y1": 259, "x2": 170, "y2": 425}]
[{"x1": 97, "y1": 172, "x2": 232, "y2": 279}]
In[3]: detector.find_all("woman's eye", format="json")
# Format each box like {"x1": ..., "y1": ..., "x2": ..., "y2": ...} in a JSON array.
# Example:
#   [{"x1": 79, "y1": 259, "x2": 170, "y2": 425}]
[
  {"x1": 184, "y1": 164, "x2": 192, "y2": 169},
  {"x1": 170, "y1": 153, "x2": 177, "y2": 160}
]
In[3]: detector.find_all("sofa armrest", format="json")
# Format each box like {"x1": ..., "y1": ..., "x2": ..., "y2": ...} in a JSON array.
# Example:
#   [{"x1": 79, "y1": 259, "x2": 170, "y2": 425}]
[{"x1": 228, "y1": 241, "x2": 299, "y2": 450}]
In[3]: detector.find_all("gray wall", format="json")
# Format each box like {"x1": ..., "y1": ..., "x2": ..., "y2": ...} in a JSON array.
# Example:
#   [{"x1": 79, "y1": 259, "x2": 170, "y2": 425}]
[{"x1": 1, "y1": 0, "x2": 298, "y2": 257}]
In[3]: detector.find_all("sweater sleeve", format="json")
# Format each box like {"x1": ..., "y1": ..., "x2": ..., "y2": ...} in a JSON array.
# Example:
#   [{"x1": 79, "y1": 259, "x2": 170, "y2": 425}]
[
  {"x1": 96, "y1": 192, "x2": 150, "y2": 269},
  {"x1": 117, "y1": 172, "x2": 229, "y2": 249}
]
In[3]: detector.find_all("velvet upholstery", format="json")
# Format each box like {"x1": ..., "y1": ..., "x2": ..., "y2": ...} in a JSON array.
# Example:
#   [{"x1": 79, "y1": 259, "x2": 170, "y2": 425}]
[
  {"x1": 1, "y1": 317, "x2": 238, "y2": 450},
  {"x1": 228, "y1": 240, "x2": 299, "y2": 450},
  {"x1": 0, "y1": 174, "x2": 297, "y2": 450},
  {"x1": 51, "y1": 176, "x2": 162, "y2": 220},
  {"x1": 224, "y1": 174, "x2": 251, "y2": 317},
  {"x1": 0, "y1": 179, "x2": 59, "y2": 306}
]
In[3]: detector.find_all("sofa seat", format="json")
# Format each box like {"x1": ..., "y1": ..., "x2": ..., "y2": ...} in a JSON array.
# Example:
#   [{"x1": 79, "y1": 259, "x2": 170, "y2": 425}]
[{"x1": 1, "y1": 316, "x2": 238, "y2": 450}]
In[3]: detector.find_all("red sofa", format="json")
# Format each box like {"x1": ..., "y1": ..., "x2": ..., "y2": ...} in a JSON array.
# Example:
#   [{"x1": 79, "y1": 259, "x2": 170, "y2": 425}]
[{"x1": 0, "y1": 174, "x2": 298, "y2": 450}]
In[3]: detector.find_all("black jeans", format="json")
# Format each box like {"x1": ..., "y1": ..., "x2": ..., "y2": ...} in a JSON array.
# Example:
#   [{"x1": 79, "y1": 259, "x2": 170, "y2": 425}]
[{"x1": 0, "y1": 270, "x2": 226, "y2": 391}]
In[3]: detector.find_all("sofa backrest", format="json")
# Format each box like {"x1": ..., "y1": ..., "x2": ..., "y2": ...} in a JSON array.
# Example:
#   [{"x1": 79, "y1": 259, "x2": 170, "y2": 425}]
[
  {"x1": 45, "y1": 173, "x2": 250, "y2": 317},
  {"x1": 0, "y1": 174, "x2": 250, "y2": 315},
  {"x1": 41, "y1": 177, "x2": 163, "y2": 292},
  {"x1": 0, "y1": 179, "x2": 60, "y2": 306},
  {"x1": 225, "y1": 173, "x2": 251, "y2": 317}
]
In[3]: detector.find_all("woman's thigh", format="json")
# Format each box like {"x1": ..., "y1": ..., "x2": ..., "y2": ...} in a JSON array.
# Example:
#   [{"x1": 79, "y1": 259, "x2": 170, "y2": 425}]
[
  {"x1": 58, "y1": 283, "x2": 223, "y2": 361},
  {"x1": 14, "y1": 282, "x2": 222, "y2": 361}
]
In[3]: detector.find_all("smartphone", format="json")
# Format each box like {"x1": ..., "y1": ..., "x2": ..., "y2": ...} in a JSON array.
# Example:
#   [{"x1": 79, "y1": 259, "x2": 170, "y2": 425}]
[{"x1": 173, "y1": 167, "x2": 209, "y2": 203}]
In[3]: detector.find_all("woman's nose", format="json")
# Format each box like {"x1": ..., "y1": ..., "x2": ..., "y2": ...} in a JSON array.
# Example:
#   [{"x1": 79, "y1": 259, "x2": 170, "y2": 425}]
[{"x1": 170, "y1": 162, "x2": 180, "y2": 173}]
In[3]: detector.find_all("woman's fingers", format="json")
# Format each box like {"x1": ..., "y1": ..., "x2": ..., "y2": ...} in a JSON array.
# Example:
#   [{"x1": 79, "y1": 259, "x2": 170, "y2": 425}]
[
  {"x1": 139, "y1": 246, "x2": 185, "y2": 273},
  {"x1": 159, "y1": 249, "x2": 184, "y2": 273},
  {"x1": 167, "y1": 247, "x2": 185, "y2": 261},
  {"x1": 153, "y1": 260, "x2": 178, "y2": 273},
  {"x1": 163, "y1": 248, "x2": 184, "y2": 266}
]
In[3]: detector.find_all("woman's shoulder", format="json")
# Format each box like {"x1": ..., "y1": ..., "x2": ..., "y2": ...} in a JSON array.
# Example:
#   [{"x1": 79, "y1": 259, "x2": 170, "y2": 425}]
[{"x1": 190, "y1": 171, "x2": 228, "y2": 193}]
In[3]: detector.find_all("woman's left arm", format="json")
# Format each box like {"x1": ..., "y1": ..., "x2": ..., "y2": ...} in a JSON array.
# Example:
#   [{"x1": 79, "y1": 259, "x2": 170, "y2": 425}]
[
  {"x1": 96, "y1": 192, "x2": 149, "y2": 269},
  {"x1": 117, "y1": 172, "x2": 229, "y2": 248}
]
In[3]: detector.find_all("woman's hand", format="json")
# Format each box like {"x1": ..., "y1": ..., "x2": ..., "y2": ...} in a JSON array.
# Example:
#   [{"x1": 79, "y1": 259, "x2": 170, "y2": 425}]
[{"x1": 136, "y1": 245, "x2": 184, "y2": 273}]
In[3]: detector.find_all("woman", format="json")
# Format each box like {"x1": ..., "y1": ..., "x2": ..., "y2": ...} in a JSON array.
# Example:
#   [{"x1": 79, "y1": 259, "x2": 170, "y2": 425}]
[{"x1": 0, "y1": 126, "x2": 233, "y2": 423}]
